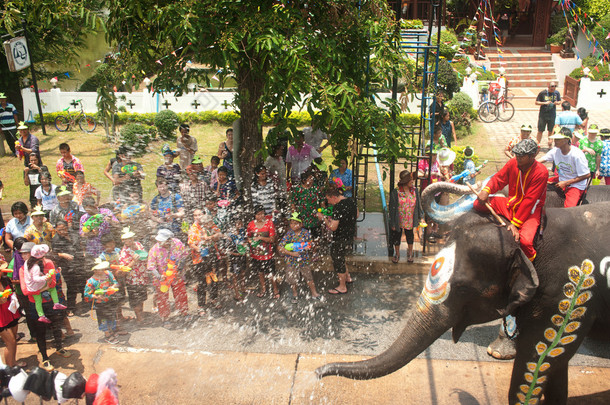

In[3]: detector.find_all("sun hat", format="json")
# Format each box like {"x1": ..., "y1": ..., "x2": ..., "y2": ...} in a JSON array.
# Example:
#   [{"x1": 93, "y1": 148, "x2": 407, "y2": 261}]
[
  {"x1": 0, "y1": 93, "x2": 6, "y2": 98},
  {"x1": 520, "y1": 124, "x2": 532, "y2": 132},
  {"x1": 600, "y1": 128, "x2": 610, "y2": 137},
  {"x1": 397, "y1": 170, "x2": 412, "y2": 186},
  {"x1": 512, "y1": 139, "x2": 539, "y2": 156},
  {"x1": 56, "y1": 185, "x2": 72, "y2": 197},
  {"x1": 19, "y1": 242, "x2": 35, "y2": 253},
  {"x1": 572, "y1": 129, "x2": 585, "y2": 139},
  {"x1": 289, "y1": 212, "x2": 302, "y2": 223},
  {"x1": 31, "y1": 206, "x2": 46, "y2": 216},
  {"x1": 549, "y1": 128, "x2": 571, "y2": 140},
  {"x1": 155, "y1": 229, "x2": 174, "y2": 242},
  {"x1": 588, "y1": 124, "x2": 599, "y2": 134},
  {"x1": 17, "y1": 121, "x2": 28, "y2": 130},
  {"x1": 437, "y1": 147, "x2": 456, "y2": 166},
  {"x1": 463, "y1": 146, "x2": 474, "y2": 158},
  {"x1": 121, "y1": 227, "x2": 136, "y2": 240},
  {"x1": 31, "y1": 244, "x2": 49, "y2": 259},
  {"x1": 91, "y1": 258, "x2": 109, "y2": 271}
]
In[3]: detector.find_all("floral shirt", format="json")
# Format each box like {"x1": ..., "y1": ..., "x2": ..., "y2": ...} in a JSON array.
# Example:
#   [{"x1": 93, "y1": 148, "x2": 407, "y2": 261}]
[
  {"x1": 119, "y1": 242, "x2": 149, "y2": 286},
  {"x1": 188, "y1": 222, "x2": 222, "y2": 264},
  {"x1": 147, "y1": 238, "x2": 188, "y2": 279},
  {"x1": 55, "y1": 156, "x2": 84, "y2": 185},
  {"x1": 84, "y1": 271, "x2": 118, "y2": 304},
  {"x1": 579, "y1": 137, "x2": 604, "y2": 173},
  {"x1": 290, "y1": 184, "x2": 323, "y2": 229},
  {"x1": 280, "y1": 228, "x2": 312, "y2": 268},
  {"x1": 72, "y1": 182, "x2": 98, "y2": 206},
  {"x1": 600, "y1": 140, "x2": 610, "y2": 177},
  {"x1": 247, "y1": 219, "x2": 276, "y2": 261},
  {"x1": 398, "y1": 188, "x2": 416, "y2": 230},
  {"x1": 99, "y1": 248, "x2": 121, "y2": 266},
  {"x1": 24, "y1": 222, "x2": 55, "y2": 244}
]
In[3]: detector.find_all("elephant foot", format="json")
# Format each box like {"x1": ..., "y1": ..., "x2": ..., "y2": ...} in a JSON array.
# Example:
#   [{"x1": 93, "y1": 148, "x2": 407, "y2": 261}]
[{"x1": 487, "y1": 329, "x2": 516, "y2": 360}]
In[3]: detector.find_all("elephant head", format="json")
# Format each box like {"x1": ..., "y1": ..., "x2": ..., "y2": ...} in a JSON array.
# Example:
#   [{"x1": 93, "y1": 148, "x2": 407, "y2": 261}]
[{"x1": 316, "y1": 211, "x2": 539, "y2": 380}]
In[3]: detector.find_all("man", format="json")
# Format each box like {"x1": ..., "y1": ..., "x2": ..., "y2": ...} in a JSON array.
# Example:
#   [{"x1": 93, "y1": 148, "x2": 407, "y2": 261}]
[
  {"x1": 429, "y1": 91, "x2": 445, "y2": 136},
  {"x1": 535, "y1": 82, "x2": 561, "y2": 148},
  {"x1": 554, "y1": 101, "x2": 582, "y2": 134},
  {"x1": 316, "y1": 187, "x2": 357, "y2": 294},
  {"x1": 112, "y1": 149, "x2": 144, "y2": 201},
  {"x1": 538, "y1": 127, "x2": 590, "y2": 207},
  {"x1": 179, "y1": 165, "x2": 210, "y2": 222},
  {"x1": 302, "y1": 122, "x2": 330, "y2": 154},
  {"x1": 15, "y1": 122, "x2": 41, "y2": 167},
  {"x1": 475, "y1": 139, "x2": 548, "y2": 262},
  {"x1": 286, "y1": 132, "x2": 321, "y2": 184},
  {"x1": 55, "y1": 143, "x2": 84, "y2": 188},
  {"x1": 505, "y1": 124, "x2": 537, "y2": 159},
  {"x1": 0, "y1": 92, "x2": 19, "y2": 155},
  {"x1": 176, "y1": 123, "x2": 198, "y2": 170}
]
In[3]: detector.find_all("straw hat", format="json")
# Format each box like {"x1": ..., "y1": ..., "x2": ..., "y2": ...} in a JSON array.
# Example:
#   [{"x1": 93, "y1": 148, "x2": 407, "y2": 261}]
[
  {"x1": 92, "y1": 258, "x2": 110, "y2": 271},
  {"x1": 437, "y1": 147, "x2": 456, "y2": 166}
]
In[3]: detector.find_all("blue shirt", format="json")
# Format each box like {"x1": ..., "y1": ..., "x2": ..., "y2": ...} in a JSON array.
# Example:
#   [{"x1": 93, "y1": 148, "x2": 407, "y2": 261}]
[
  {"x1": 555, "y1": 111, "x2": 583, "y2": 132},
  {"x1": 150, "y1": 192, "x2": 184, "y2": 234},
  {"x1": 0, "y1": 103, "x2": 18, "y2": 130},
  {"x1": 330, "y1": 168, "x2": 353, "y2": 198},
  {"x1": 6, "y1": 216, "x2": 31, "y2": 239},
  {"x1": 600, "y1": 140, "x2": 610, "y2": 177}
]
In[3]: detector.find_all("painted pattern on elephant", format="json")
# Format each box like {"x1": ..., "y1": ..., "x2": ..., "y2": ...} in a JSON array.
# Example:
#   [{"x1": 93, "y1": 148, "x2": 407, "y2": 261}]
[
  {"x1": 517, "y1": 259, "x2": 596, "y2": 405},
  {"x1": 418, "y1": 243, "x2": 456, "y2": 310}
]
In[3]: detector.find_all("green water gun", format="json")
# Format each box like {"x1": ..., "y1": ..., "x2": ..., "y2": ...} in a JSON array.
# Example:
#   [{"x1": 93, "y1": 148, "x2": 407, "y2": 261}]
[
  {"x1": 317, "y1": 206, "x2": 333, "y2": 216},
  {"x1": 82, "y1": 214, "x2": 105, "y2": 233},
  {"x1": 121, "y1": 164, "x2": 139, "y2": 174},
  {"x1": 285, "y1": 242, "x2": 312, "y2": 252}
]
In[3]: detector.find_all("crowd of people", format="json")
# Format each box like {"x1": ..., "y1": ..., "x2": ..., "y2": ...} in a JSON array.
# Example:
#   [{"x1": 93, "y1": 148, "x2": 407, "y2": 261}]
[{"x1": 0, "y1": 119, "x2": 359, "y2": 372}]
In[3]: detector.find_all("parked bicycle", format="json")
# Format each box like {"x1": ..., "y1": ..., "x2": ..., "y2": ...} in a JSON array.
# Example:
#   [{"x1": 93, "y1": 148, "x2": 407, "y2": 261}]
[
  {"x1": 54, "y1": 99, "x2": 97, "y2": 133},
  {"x1": 478, "y1": 83, "x2": 515, "y2": 123}
]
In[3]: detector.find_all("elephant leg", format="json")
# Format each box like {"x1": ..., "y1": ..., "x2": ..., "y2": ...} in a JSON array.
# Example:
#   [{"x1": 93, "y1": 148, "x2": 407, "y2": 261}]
[
  {"x1": 542, "y1": 365, "x2": 568, "y2": 405},
  {"x1": 487, "y1": 322, "x2": 516, "y2": 360}
]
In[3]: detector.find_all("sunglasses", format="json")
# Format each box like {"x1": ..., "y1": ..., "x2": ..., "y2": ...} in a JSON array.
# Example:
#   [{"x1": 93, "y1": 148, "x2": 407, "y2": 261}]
[{"x1": 549, "y1": 85, "x2": 556, "y2": 88}]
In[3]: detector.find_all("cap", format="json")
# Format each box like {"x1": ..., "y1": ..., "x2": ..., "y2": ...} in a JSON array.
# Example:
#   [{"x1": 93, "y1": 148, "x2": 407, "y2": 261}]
[
  {"x1": 20, "y1": 242, "x2": 35, "y2": 253},
  {"x1": 549, "y1": 131, "x2": 571, "y2": 140},
  {"x1": 155, "y1": 229, "x2": 174, "y2": 242},
  {"x1": 31, "y1": 244, "x2": 49, "y2": 259},
  {"x1": 437, "y1": 147, "x2": 456, "y2": 166},
  {"x1": 17, "y1": 121, "x2": 28, "y2": 130},
  {"x1": 498, "y1": 67, "x2": 505, "y2": 75},
  {"x1": 56, "y1": 185, "x2": 72, "y2": 197},
  {"x1": 0, "y1": 93, "x2": 6, "y2": 98},
  {"x1": 31, "y1": 206, "x2": 46, "y2": 216},
  {"x1": 191, "y1": 156, "x2": 203, "y2": 165},
  {"x1": 463, "y1": 146, "x2": 474, "y2": 158},
  {"x1": 600, "y1": 128, "x2": 610, "y2": 137},
  {"x1": 91, "y1": 258, "x2": 110, "y2": 271},
  {"x1": 589, "y1": 124, "x2": 599, "y2": 134},
  {"x1": 512, "y1": 139, "x2": 539, "y2": 156},
  {"x1": 520, "y1": 124, "x2": 532, "y2": 132},
  {"x1": 572, "y1": 129, "x2": 585, "y2": 139},
  {"x1": 289, "y1": 212, "x2": 302, "y2": 223},
  {"x1": 121, "y1": 227, "x2": 136, "y2": 239}
]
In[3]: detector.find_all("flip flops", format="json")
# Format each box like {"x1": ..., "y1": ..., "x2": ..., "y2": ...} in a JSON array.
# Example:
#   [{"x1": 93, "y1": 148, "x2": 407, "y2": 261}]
[{"x1": 328, "y1": 288, "x2": 347, "y2": 295}]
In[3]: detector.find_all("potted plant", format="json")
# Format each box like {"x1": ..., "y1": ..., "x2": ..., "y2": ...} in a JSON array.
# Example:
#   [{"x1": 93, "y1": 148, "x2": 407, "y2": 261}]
[{"x1": 547, "y1": 28, "x2": 566, "y2": 54}]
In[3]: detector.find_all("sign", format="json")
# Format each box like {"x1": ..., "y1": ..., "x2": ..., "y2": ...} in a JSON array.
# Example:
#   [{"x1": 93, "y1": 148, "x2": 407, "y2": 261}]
[{"x1": 3, "y1": 36, "x2": 31, "y2": 72}]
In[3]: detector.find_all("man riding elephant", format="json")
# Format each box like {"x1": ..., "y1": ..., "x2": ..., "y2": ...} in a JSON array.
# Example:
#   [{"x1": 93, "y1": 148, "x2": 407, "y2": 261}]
[{"x1": 474, "y1": 138, "x2": 548, "y2": 262}]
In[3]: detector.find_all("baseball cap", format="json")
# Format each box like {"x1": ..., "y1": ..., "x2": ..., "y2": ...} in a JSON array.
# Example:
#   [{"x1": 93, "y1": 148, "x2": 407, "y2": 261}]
[
  {"x1": 155, "y1": 229, "x2": 174, "y2": 242},
  {"x1": 512, "y1": 139, "x2": 538, "y2": 156}
]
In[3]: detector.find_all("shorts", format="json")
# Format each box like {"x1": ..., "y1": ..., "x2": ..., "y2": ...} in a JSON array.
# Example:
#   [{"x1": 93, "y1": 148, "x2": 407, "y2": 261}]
[
  {"x1": 390, "y1": 228, "x2": 415, "y2": 246},
  {"x1": 250, "y1": 259, "x2": 275, "y2": 275},
  {"x1": 330, "y1": 241, "x2": 352, "y2": 274},
  {"x1": 193, "y1": 257, "x2": 220, "y2": 279},
  {"x1": 0, "y1": 317, "x2": 20, "y2": 333},
  {"x1": 538, "y1": 114, "x2": 555, "y2": 132},
  {"x1": 229, "y1": 255, "x2": 247, "y2": 275},
  {"x1": 501, "y1": 29, "x2": 508, "y2": 37},
  {"x1": 284, "y1": 263, "x2": 313, "y2": 286},
  {"x1": 126, "y1": 284, "x2": 148, "y2": 308}
]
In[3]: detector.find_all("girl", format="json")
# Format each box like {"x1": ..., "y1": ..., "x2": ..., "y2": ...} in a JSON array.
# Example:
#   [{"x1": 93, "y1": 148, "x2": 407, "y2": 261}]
[
  {"x1": 34, "y1": 172, "x2": 58, "y2": 214},
  {"x1": 119, "y1": 227, "x2": 150, "y2": 324},
  {"x1": 84, "y1": 260, "x2": 120, "y2": 344},
  {"x1": 248, "y1": 205, "x2": 278, "y2": 299}
]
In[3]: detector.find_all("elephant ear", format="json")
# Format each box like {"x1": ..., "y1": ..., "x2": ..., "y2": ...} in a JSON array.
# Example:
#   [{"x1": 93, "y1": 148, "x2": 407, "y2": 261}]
[{"x1": 498, "y1": 248, "x2": 539, "y2": 317}]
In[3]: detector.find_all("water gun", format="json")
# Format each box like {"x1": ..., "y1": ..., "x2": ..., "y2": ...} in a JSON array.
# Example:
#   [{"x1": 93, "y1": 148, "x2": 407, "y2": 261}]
[
  {"x1": 94, "y1": 287, "x2": 119, "y2": 295},
  {"x1": 450, "y1": 170, "x2": 470, "y2": 183},
  {"x1": 205, "y1": 271, "x2": 218, "y2": 284},
  {"x1": 0, "y1": 289, "x2": 12, "y2": 299},
  {"x1": 332, "y1": 177, "x2": 345, "y2": 190},
  {"x1": 82, "y1": 214, "x2": 105, "y2": 233},
  {"x1": 121, "y1": 164, "x2": 139, "y2": 174},
  {"x1": 181, "y1": 221, "x2": 190, "y2": 234},
  {"x1": 121, "y1": 204, "x2": 146, "y2": 219},
  {"x1": 110, "y1": 265, "x2": 131, "y2": 272},
  {"x1": 64, "y1": 210, "x2": 75, "y2": 222},
  {"x1": 15, "y1": 141, "x2": 24, "y2": 160},
  {"x1": 284, "y1": 242, "x2": 312, "y2": 252},
  {"x1": 57, "y1": 170, "x2": 77, "y2": 183},
  {"x1": 134, "y1": 250, "x2": 148, "y2": 261},
  {"x1": 159, "y1": 258, "x2": 177, "y2": 293},
  {"x1": 218, "y1": 199, "x2": 231, "y2": 208},
  {"x1": 317, "y1": 206, "x2": 334, "y2": 216}
]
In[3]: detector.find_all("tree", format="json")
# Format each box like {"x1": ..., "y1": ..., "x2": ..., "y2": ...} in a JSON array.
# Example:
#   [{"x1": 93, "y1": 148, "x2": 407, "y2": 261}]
[
  {"x1": 0, "y1": 1, "x2": 104, "y2": 114},
  {"x1": 105, "y1": 0, "x2": 414, "y2": 197}
]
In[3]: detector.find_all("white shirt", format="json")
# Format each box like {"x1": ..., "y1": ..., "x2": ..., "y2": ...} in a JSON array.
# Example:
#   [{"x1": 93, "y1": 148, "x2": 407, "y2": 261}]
[
  {"x1": 302, "y1": 127, "x2": 328, "y2": 150},
  {"x1": 542, "y1": 145, "x2": 589, "y2": 190},
  {"x1": 34, "y1": 184, "x2": 59, "y2": 211},
  {"x1": 285, "y1": 143, "x2": 321, "y2": 181}
]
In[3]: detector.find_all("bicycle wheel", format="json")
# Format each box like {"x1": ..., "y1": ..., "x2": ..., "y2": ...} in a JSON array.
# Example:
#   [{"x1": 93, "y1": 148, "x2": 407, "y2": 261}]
[
  {"x1": 497, "y1": 101, "x2": 515, "y2": 122},
  {"x1": 478, "y1": 102, "x2": 498, "y2": 123},
  {"x1": 78, "y1": 115, "x2": 97, "y2": 133},
  {"x1": 54, "y1": 115, "x2": 71, "y2": 132}
]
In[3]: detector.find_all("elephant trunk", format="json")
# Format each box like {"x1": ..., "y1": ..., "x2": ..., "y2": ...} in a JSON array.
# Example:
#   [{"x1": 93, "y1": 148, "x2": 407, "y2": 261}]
[
  {"x1": 316, "y1": 303, "x2": 453, "y2": 380},
  {"x1": 420, "y1": 181, "x2": 476, "y2": 224}
]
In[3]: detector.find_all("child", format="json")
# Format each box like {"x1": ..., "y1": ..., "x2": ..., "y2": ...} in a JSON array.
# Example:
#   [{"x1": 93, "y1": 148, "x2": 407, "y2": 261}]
[
  {"x1": 248, "y1": 205, "x2": 278, "y2": 299},
  {"x1": 34, "y1": 172, "x2": 58, "y2": 214},
  {"x1": 99, "y1": 234, "x2": 129, "y2": 326},
  {"x1": 83, "y1": 259, "x2": 120, "y2": 344},
  {"x1": 72, "y1": 170, "x2": 100, "y2": 208},
  {"x1": 22, "y1": 244, "x2": 66, "y2": 323},
  {"x1": 279, "y1": 213, "x2": 320, "y2": 303},
  {"x1": 226, "y1": 216, "x2": 247, "y2": 301},
  {"x1": 203, "y1": 156, "x2": 220, "y2": 190},
  {"x1": 24, "y1": 154, "x2": 49, "y2": 209},
  {"x1": 462, "y1": 146, "x2": 478, "y2": 186},
  {"x1": 188, "y1": 210, "x2": 223, "y2": 314},
  {"x1": 118, "y1": 227, "x2": 149, "y2": 324}
]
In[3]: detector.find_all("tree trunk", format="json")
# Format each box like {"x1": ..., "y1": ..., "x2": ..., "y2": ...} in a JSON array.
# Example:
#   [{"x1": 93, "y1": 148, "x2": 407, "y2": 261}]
[{"x1": 236, "y1": 63, "x2": 265, "y2": 211}]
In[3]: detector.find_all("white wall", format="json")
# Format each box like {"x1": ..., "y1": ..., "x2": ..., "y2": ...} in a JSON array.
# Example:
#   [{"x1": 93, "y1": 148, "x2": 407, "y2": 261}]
[
  {"x1": 552, "y1": 54, "x2": 582, "y2": 89},
  {"x1": 577, "y1": 77, "x2": 610, "y2": 111}
]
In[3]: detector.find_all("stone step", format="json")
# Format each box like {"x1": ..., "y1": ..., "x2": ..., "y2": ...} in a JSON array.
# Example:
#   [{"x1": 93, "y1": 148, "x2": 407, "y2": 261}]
[
  {"x1": 510, "y1": 79, "x2": 558, "y2": 88},
  {"x1": 491, "y1": 67, "x2": 556, "y2": 75},
  {"x1": 487, "y1": 55, "x2": 552, "y2": 62}
]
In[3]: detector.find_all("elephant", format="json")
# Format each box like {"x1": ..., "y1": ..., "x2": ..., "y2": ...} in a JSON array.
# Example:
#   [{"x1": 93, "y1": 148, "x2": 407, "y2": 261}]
[{"x1": 316, "y1": 198, "x2": 610, "y2": 404}]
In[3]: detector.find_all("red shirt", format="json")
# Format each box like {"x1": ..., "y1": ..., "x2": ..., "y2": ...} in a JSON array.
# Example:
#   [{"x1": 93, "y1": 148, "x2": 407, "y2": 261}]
[
  {"x1": 482, "y1": 158, "x2": 548, "y2": 228},
  {"x1": 247, "y1": 219, "x2": 276, "y2": 261}
]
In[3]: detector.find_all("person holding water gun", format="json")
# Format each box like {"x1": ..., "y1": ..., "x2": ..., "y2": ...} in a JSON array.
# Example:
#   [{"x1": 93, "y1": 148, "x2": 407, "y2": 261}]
[
  {"x1": 118, "y1": 227, "x2": 149, "y2": 325},
  {"x1": 279, "y1": 212, "x2": 321, "y2": 303},
  {"x1": 84, "y1": 259, "x2": 120, "y2": 344},
  {"x1": 111, "y1": 148, "x2": 144, "y2": 201}
]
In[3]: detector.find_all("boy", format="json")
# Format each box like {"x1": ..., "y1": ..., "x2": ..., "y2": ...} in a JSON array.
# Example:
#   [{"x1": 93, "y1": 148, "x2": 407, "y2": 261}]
[
  {"x1": 118, "y1": 227, "x2": 149, "y2": 324},
  {"x1": 203, "y1": 156, "x2": 220, "y2": 190},
  {"x1": 225, "y1": 216, "x2": 247, "y2": 301},
  {"x1": 84, "y1": 259, "x2": 120, "y2": 344},
  {"x1": 72, "y1": 171, "x2": 100, "y2": 208},
  {"x1": 279, "y1": 213, "x2": 320, "y2": 303},
  {"x1": 99, "y1": 234, "x2": 129, "y2": 326}
]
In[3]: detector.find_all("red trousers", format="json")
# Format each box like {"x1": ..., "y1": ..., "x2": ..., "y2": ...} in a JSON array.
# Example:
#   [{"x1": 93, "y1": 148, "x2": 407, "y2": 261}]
[
  {"x1": 473, "y1": 197, "x2": 539, "y2": 261},
  {"x1": 154, "y1": 277, "x2": 189, "y2": 319},
  {"x1": 563, "y1": 187, "x2": 584, "y2": 207}
]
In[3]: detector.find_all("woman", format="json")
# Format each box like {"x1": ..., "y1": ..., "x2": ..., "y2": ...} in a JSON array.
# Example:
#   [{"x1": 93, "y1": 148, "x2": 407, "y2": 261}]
[
  {"x1": 24, "y1": 206, "x2": 55, "y2": 245},
  {"x1": 156, "y1": 148, "x2": 182, "y2": 193},
  {"x1": 329, "y1": 158, "x2": 353, "y2": 198},
  {"x1": 217, "y1": 128, "x2": 234, "y2": 176},
  {"x1": 389, "y1": 171, "x2": 424, "y2": 263},
  {"x1": 0, "y1": 271, "x2": 23, "y2": 367},
  {"x1": 289, "y1": 169, "x2": 323, "y2": 240},
  {"x1": 264, "y1": 143, "x2": 287, "y2": 192},
  {"x1": 4, "y1": 202, "x2": 31, "y2": 250},
  {"x1": 103, "y1": 149, "x2": 122, "y2": 200},
  {"x1": 439, "y1": 111, "x2": 457, "y2": 148}
]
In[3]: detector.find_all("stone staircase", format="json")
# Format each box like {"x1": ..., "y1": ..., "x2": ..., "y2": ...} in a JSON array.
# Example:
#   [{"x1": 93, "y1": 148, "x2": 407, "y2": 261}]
[{"x1": 486, "y1": 49, "x2": 558, "y2": 110}]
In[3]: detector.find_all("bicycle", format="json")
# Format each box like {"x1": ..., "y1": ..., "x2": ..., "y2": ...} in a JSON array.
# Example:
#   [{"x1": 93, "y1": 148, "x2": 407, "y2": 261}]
[
  {"x1": 54, "y1": 99, "x2": 97, "y2": 133},
  {"x1": 478, "y1": 83, "x2": 515, "y2": 123}
]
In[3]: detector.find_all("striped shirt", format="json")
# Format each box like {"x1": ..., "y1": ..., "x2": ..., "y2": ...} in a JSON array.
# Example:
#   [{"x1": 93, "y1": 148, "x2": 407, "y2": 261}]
[
  {"x1": 0, "y1": 103, "x2": 17, "y2": 130},
  {"x1": 251, "y1": 180, "x2": 278, "y2": 215}
]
